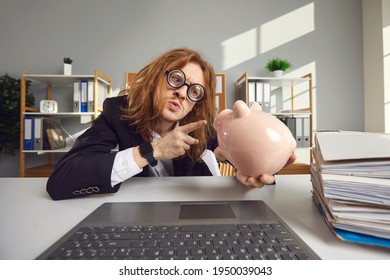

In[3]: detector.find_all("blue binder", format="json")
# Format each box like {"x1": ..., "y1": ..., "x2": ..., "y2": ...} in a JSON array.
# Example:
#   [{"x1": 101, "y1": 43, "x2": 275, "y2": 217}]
[
  {"x1": 23, "y1": 116, "x2": 34, "y2": 150},
  {"x1": 80, "y1": 80, "x2": 88, "y2": 112}
]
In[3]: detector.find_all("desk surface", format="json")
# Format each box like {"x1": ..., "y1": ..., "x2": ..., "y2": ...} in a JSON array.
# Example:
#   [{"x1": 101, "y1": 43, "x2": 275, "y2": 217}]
[{"x1": 0, "y1": 175, "x2": 389, "y2": 260}]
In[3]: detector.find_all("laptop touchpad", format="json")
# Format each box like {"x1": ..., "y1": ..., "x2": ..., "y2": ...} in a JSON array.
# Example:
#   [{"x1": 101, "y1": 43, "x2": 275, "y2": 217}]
[{"x1": 179, "y1": 203, "x2": 236, "y2": 219}]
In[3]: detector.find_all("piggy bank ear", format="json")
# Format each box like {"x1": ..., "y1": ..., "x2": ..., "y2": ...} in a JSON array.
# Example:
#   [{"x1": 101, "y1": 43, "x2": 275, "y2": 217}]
[
  {"x1": 250, "y1": 102, "x2": 263, "y2": 111},
  {"x1": 233, "y1": 100, "x2": 251, "y2": 118}
]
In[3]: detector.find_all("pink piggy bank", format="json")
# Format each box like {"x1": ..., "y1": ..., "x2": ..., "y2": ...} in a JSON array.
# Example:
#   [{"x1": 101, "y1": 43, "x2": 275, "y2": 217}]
[{"x1": 214, "y1": 100, "x2": 296, "y2": 177}]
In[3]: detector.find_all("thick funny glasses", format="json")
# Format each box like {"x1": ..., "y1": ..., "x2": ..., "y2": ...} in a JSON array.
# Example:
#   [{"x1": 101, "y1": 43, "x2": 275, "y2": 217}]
[{"x1": 166, "y1": 68, "x2": 205, "y2": 102}]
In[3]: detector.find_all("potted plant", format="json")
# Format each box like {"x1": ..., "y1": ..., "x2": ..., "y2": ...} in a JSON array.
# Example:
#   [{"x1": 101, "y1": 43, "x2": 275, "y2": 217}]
[
  {"x1": 0, "y1": 74, "x2": 34, "y2": 155},
  {"x1": 63, "y1": 57, "x2": 73, "y2": 75},
  {"x1": 265, "y1": 58, "x2": 292, "y2": 77}
]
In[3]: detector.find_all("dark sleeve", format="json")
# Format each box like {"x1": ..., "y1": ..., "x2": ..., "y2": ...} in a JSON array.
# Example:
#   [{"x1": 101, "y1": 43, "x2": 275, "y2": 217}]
[{"x1": 46, "y1": 98, "x2": 121, "y2": 200}]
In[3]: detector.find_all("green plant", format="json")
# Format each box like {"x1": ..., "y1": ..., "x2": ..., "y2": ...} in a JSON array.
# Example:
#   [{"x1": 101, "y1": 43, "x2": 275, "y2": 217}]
[
  {"x1": 63, "y1": 57, "x2": 73, "y2": 64},
  {"x1": 265, "y1": 58, "x2": 292, "y2": 72},
  {"x1": 0, "y1": 74, "x2": 34, "y2": 155}
]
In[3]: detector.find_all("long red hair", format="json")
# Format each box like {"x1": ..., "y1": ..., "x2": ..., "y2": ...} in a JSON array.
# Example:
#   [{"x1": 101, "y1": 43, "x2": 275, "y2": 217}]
[{"x1": 120, "y1": 48, "x2": 216, "y2": 161}]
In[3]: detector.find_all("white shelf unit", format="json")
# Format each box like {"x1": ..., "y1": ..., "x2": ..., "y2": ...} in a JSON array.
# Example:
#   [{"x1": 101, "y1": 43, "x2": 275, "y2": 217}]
[{"x1": 20, "y1": 70, "x2": 112, "y2": 177}]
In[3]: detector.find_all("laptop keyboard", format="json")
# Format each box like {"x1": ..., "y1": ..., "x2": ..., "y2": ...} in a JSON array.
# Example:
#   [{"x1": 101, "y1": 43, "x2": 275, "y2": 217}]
[{"x1": 47, "y1": 223, "x2": 312, "y2": 260}]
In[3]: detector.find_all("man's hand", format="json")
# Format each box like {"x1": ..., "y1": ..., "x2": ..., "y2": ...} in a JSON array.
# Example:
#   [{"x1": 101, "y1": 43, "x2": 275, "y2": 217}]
[
  {"x1": 214, "y1": 147, "x2": 296, "y2": 188},
  {"x1": 237, "y1": 153, "x2": 297, "y2": 188},
  {"x1": 152, "y1": 120, "x2": 207, "y2": 160}
]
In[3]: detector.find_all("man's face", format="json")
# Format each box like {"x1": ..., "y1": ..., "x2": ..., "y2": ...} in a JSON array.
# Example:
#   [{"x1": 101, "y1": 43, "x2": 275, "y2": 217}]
[{"x1": 161, "y1": 62, "x2": 205, "y2": 123}]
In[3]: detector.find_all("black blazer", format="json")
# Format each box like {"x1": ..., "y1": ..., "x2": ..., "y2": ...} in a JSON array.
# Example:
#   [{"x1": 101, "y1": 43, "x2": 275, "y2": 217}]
[{"x1": 46, "y1": 95, "x2": 216, "y2": 200}]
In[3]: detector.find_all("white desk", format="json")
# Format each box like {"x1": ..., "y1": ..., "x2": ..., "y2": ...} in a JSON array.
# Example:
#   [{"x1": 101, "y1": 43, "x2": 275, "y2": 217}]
[{"x1": 0, "y1": 175, "x2": 389, "y2": 260}]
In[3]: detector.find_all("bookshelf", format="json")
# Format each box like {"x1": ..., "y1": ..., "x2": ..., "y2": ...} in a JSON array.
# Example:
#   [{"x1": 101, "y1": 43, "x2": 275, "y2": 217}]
[
  {"x1": 19, "y1": 70, "x2": 112, "y2": 177},
  {"x1": 235, "y1": 72, "x2": 313, "y2": 174}
]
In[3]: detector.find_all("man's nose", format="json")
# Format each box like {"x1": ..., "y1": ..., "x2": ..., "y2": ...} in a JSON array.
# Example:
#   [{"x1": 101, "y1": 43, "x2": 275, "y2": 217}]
[{"x1": 174, "y1": 84, "x2": 188, "y2": 99}]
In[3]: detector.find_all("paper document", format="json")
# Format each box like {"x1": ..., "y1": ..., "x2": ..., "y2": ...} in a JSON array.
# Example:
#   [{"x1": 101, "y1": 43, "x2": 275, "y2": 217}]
[
  {"x1": 314, "y1": 131, "x2": 390, "y2": 178},
  {"x1": 310, "y1": 131, "x2": 390, "y2": 247},
  {"x1": 315, "y1": 130, "x2": 390, "y2": 161}
]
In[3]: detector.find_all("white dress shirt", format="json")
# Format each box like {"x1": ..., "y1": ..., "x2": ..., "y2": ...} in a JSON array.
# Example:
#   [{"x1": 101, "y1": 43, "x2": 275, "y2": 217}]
[
  {"x1": 111, "y1": 127, "x2": 220, "y2": 187},
  {"x1": 110, "y1": 127, "x2": 177, "y2": 187}
]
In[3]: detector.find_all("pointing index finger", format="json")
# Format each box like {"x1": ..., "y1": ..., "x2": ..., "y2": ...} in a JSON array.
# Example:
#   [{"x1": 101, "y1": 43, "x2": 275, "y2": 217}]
[{"x1": 179, "y1": 120, "x2": 207, "y2": 134}]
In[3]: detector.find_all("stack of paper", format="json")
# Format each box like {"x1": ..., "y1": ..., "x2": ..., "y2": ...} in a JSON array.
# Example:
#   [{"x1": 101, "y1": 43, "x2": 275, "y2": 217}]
[{"x1": 311, "y1": 130, "x2": 390, "y2": 248}]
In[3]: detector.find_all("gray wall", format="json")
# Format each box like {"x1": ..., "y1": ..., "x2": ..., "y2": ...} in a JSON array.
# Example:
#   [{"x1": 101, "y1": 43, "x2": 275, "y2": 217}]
[{"x1": 0, "y1": 0, "x2": 364, "y2": 176}]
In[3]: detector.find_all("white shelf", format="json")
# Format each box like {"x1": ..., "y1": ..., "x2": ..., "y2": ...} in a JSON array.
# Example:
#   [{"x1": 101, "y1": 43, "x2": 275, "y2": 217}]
[
  {"x1": 23, "y1": 112, "x2": 95, "y2": 117},
  {"x1": 272, "y1": 112, "x2": 311, "y2": 116},
  {"x1": 23, "y1": 149, "x2": 71, "y2": 154},
  {"x1": 237, "y1": 76, "x2": 310, "y2": 87},
  {"x1": 24, "y1": 74, "x2": 111, "y2": 86}
]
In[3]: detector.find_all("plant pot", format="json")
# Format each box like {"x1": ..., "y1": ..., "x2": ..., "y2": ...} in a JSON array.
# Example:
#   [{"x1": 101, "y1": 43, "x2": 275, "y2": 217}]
[
  {"x1": 64, "y1": 63, "x2": 72, "y2": 75},
  {"x1": 273, "y1": 70, "x2": 283, "y2": 78}
]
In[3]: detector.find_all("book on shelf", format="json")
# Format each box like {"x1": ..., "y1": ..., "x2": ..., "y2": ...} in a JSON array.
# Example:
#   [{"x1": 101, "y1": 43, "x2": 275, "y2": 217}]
[
  {"x1": 87, "y1": 80, "x2": 94, "y2": 112},
  {"x1": 80, "y1": 80, "x2": 88, "y2": 112},
  {"x1": 73, "y1": 81, "x2": 80, "y2": 112},
  {"x1": 247, "y1": 81, "x2": 271, "y2": 112},
  {"x1": 34, "y1": 117, "x2": 43, "y2": 150},
  {"x1": 73, "y1": 80, "x2": 94, "y2": 113},
  {"x1": 23, "y1": 116, "x2": 34, "y2": 150},
  {"x1": 311, "y1": 130, "x2": 390, "y2": 248},
  {"x1": 278, "y1": 116, "x2": 310, "y2": 148}
]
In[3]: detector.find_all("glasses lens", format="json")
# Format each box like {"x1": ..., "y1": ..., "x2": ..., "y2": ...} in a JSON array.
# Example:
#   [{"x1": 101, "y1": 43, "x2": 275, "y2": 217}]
[
  {"x1": 166, "y1": 69, "x2": 205, "y2": 102},
  {"x1": 188, "y1": 84, "x2": 205, "y2": 101},
  {"x1": 167, "y1": 69, "x2": 185, "y2": 88}
]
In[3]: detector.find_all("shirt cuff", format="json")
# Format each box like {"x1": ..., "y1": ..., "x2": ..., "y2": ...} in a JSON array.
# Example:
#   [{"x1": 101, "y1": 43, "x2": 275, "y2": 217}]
[{"x1": 111, "y1": 148, "x2": 142, "y2": 187}]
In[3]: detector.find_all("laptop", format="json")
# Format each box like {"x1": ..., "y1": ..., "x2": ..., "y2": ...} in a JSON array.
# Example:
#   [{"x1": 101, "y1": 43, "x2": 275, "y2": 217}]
[{"x1": 37, "y1": 200, "x2": 320, "y2": 260}]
